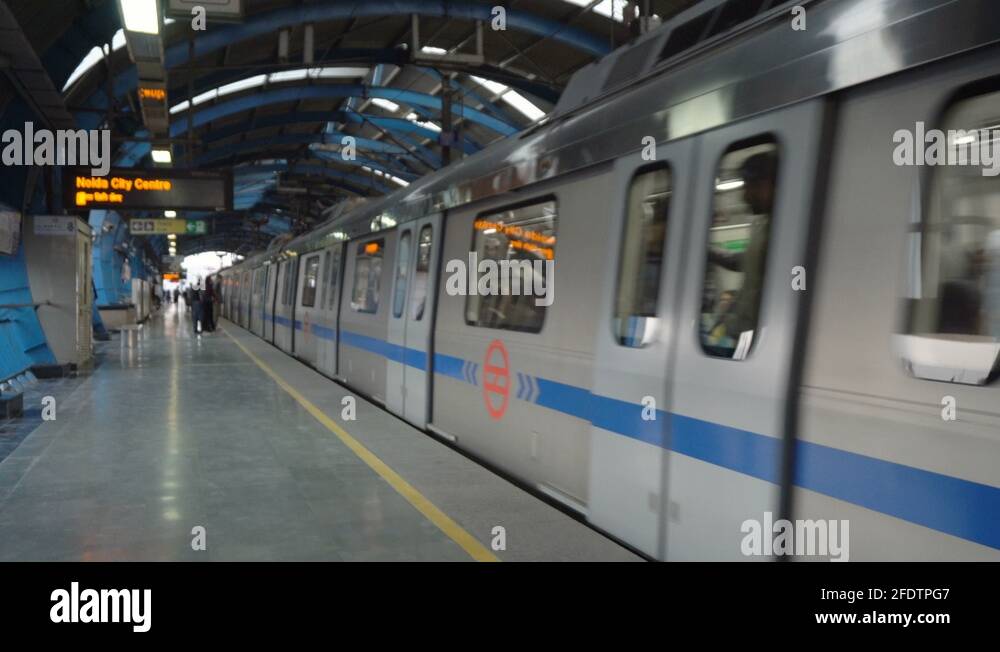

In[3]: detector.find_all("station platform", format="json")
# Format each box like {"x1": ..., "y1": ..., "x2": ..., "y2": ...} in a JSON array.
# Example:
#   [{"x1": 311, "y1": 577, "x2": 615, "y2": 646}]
[{"x1": 0, "y1": 304, "x2": 640, "y2": 562}]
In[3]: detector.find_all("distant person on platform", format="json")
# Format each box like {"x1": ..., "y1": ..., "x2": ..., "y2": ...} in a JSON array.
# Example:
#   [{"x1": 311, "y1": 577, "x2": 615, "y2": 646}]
[
  {"x1": 202, "y1": 276, "x2": 216, "y2": 332},
  {"x1": 191, "y1": 283, "x2": 204, "y2": 335},
  {"x1": 173, "y1": 288, "x2": 179, "y2": 304},
  {"x1": 183, "y1": 285, "x2": 192, "y2": 310}
]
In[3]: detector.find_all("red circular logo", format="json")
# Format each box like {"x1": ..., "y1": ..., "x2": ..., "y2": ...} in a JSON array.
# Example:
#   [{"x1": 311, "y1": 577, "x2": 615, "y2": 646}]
[{"x1": 483, "y1": 339, "x2": 510, "y2": 421}]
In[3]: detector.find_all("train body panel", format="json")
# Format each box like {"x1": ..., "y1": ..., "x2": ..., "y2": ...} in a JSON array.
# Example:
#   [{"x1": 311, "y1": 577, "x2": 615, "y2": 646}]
[
  {"x1": 431, "y1": 170, "x2": 610, "y2": 508},
  {"x1": 796, "y1": 48, "x2": 1000, "y2": 560},
  {"x1": 339, "y1": 232, "x2": 397, "y2": 404}
]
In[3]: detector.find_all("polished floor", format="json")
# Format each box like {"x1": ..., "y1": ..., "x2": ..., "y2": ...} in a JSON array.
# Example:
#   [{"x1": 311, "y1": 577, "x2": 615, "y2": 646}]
[{"x1": 0, "y1": 304, "x2": 640, "y2": 561}]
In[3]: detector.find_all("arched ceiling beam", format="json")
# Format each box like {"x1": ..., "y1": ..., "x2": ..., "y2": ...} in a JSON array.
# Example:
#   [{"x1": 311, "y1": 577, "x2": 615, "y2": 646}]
[
  {"x1": 167, "y1": 55, "x2": 560, "y2": 105},
  {"x1": 234, "y1": 162, "x2": 394, "y2": 195},
  {"x1": 199, "y1": 111, "x2": 466, "y2": 162},
  {"x1": 192, "y1": 132, "x2": 420, "y2": 178},
  {"x1": 167, "y1": 85, "x2": 517, "y2": 137},
  {"x1": 164, "y1": 1, "x2": 610, "y2": 71}
]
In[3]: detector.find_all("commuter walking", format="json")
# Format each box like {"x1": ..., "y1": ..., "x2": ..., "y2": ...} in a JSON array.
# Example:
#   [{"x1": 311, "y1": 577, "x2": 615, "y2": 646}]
[{"x1": 202, "y1": 276, "x2": 216, "y2": 332}]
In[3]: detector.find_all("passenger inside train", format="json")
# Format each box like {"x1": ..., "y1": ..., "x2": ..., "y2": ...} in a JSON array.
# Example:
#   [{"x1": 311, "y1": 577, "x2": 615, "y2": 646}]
[{"x1": 702, "y1": 142, "x2": 779, "y2": 358}]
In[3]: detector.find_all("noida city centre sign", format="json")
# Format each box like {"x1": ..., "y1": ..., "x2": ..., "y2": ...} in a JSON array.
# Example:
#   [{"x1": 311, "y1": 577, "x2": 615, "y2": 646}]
[{"x1": 65, "y1": 168, "x2": 232, "y2": 211}]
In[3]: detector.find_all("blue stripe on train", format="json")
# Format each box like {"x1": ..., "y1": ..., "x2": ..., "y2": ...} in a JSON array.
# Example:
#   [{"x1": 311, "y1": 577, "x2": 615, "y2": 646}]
[{"x1": 263, "y1": 318, "x2": 1000, "y2": 550}]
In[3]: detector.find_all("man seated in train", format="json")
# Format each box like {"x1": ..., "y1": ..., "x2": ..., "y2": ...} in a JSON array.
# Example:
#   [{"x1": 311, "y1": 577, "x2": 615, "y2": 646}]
[{"x1": 706, "y1": 151, "x2": 777, "y2": 348}]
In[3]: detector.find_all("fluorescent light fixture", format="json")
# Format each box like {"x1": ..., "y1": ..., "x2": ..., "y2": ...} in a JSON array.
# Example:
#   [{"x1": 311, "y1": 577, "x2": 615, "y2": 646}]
[
  {"x1": 191, "y1": 89, "x2": 218, "y2": 106},
  {"x1": 371, "y1": 98, "x2": 400, "y2": 112},
  {"x1": 164, "y1": 210, "x2": 177, "y2": 218},
  {"x1": 112, "y1": 29, "x2": 127, "y2": 51},
  {"x1": 120, "y1": 0, "x2": 160, "y2": 35},
  {"x1": 218, "y1": 75, "x2": 266, "y2": 96},
  {"x1": 167, "y1": 234, "x2": 176, "y2": 240},
  {"x1": 470, "y1": 75, "x2": 508, "y2": 96},
  {"x1": 561, "y1": 0, "x2": 626, "y2": 22},
  {"x1": 168, "y1": 67, "x2": 371, "y2": 114},
  {"x1": 716, "y1": 179, "x2": 745, "y2": 191},
  {"x1": 407, "y1": 113, "x2": 441, "y2": 133},
  {"x1": 421, "y1": 46, "x2": 448, "y2": 55},
  {"x1": 470, "y1": 75, "x2": 548, "y2": 122},
  {"x1": 152, "y1": 149, "x2": 172, "y2": 164},
  {"x1": 501, "y1": 90, "x2": 546, "y2": 122},
  {"x1": 269, "y1": 69, "x2": 308, "y2": 83}
]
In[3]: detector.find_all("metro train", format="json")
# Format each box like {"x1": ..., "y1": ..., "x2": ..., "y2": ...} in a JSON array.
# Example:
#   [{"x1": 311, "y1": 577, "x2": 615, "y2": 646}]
[{"x1": 218, "y1": 0, "x2": 1000, "y2": 561}]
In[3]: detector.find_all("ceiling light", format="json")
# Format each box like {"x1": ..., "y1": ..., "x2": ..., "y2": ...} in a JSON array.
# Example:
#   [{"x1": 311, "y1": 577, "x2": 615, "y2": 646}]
[
  {"x1": 164, "y1": 210, "x2": 177, "y2": 218},
  {"x1": 716, "y1": 179, "x2": 745, "y2": 191},
  {"x1": 119, "y1": 0, "x2": 160, "y2": 35},
  {"x1": 152, "y1": 149, "x2": 172, "y2": 164},
  {"x1": 167, "y1": 234, "x2": 176, "y2": 240},
  {"x1": 371, "y1": 98, "x2": 400, "y2": 112}
]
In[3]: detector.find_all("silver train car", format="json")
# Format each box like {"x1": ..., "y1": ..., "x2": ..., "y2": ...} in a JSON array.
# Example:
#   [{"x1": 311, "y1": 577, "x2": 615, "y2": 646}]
[{"x1": 218, "y1": 0, "x2": 1000, "y2": 561}]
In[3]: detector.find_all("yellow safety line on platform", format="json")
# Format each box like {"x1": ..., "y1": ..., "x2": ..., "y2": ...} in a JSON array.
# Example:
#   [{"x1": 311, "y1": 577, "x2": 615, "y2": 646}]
[{"x1": 221, "y1": 325, "x2": 499, "y2": 562}]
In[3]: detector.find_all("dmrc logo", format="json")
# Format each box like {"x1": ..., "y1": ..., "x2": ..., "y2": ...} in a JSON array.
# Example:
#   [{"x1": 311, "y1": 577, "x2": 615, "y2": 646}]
[{"x1": 483, "y1": 339, "x2": 510, "y2": 420}]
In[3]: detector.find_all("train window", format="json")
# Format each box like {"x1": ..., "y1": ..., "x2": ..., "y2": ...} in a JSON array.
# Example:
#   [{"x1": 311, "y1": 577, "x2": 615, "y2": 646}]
[
  {"x1": 614, "y1": 165, "x2": 672, "y2": 347},
  {"x1": 699, "y1": 137, "x2": 779, "y2": 360},
  {"x1": 465, "y1": 199, "x2": 557, "y2": 333},
  {"x1": 351, "y1": 239, "x2": 384, "y2": 313},
  {"x1": 900, "y1": 89, "x2": 1000, "y2": 385},
  {"x1": 319, "y1": 251, "x2": 330, "y2": 309},
  {"x1": 411, "y1": 225, "x2": 433, "y2": 321},
  {"x1": 393, "y1": 231, "x2": 413, "y2": 318},
  {"x1": 301, "y1": 255, "x2": 320, "y2": 307},
  {"x1": 327, "y1": 247, "x2": 341, "y2": 311}
]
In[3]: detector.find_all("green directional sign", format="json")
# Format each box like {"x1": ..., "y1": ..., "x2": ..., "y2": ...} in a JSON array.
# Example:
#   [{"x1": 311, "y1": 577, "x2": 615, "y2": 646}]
[
  {"x1": 129, "y1": 219, "x2": 208, "y2": 235},
  {"x1": 185, "y1": 220, "x2": 207, "y2": 235}
]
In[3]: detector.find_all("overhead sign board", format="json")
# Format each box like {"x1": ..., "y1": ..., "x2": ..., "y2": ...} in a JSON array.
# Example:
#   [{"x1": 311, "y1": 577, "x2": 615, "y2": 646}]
[
  {"x1": 129, "y1": 219, "x2": 207, "y2": 235},
  {"x1": 65, "y1": 168, "x2": 232, "y2": 211}
]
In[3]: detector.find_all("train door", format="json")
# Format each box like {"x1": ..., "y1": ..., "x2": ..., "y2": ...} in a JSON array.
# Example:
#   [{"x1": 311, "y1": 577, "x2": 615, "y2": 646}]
[
  {"x1": 264, "y1": 262, "x2": 278, "y2": 342},
  {"x1": 250, "y1": 267, "x2": 265, "y2": 336},
  {"x1": 274, "y1": 260, "x2": 295, "y2": 352},
  {"x1": 587, "y1": 139, "x2": 696, "y2": 559},
  {"x1": 240, "y1": 270, "x2": 252, "y2": 328},
  {"x1": 340, "y1": 234, "x2": 394, "y2": 402},
  {"x1": 315, "y1": 244, "x2": 343, "y2": 378},
  {"x1": 386, "y1": 226, "x2": 415, "y2": 417},
  {"x1": 294, "y1": 251, "x2": 323, "y2": 366},
  {"x1": 664, "y1": 100, "x2": 828, "y2": 561},
  {"x1": 402, "y1": 215, "x2": 442, "y2": 427}
]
